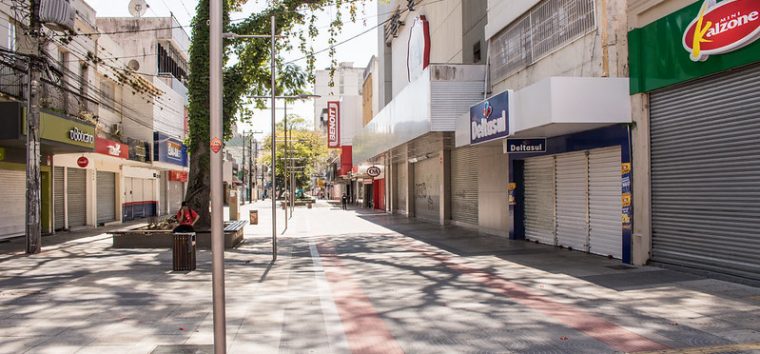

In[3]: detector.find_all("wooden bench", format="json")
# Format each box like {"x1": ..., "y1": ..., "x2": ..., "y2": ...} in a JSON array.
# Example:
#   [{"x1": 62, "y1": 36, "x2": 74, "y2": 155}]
[{"x1": 224, "y1": 220, "x2": 247, "y2": 233}]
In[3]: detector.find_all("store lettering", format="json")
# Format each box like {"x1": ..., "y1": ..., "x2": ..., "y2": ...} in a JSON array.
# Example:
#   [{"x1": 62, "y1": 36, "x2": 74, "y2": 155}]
[
  {"x1": 471, "y1": 110, "x2": 507, "y2": 140},
  {"x1": 706, "y1": 11, "x2": 759, "y2": 38},
  {"x1": 107, "y1": 144, "x2": 121, "y2": 156},
  {"x1": 684, "y1": 0, "x2": 760, "y2": 61},
  {"x1": 69, "y1": 127, "x2": 94, "y2": 144},
  {"x1": 168, "y1": 142, "x2": 182, "y2": 159}
]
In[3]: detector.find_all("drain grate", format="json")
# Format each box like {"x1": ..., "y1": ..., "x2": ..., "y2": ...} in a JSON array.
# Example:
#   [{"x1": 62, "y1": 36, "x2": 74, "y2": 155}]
[
  {"x1": 605, "y1": 264, "x2": 637, "y2": 270},
  {"x1": 151, "y1": 345, "x2": 214, "y2": 354}
]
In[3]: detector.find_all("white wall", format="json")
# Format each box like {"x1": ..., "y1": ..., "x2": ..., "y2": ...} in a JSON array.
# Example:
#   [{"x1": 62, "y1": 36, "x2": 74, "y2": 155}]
[{"x1": 152, "y1": 77, "x2": 185, "y2": 139}]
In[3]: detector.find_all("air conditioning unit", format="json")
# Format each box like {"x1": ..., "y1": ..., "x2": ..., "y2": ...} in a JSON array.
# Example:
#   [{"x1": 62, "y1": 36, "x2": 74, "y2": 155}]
[
  {"x1": 111, "y1": 123, "x2": 122, "y2": 136},
  {"x1": 39, "y1": 0, "x2": 75, "y2": 33}
]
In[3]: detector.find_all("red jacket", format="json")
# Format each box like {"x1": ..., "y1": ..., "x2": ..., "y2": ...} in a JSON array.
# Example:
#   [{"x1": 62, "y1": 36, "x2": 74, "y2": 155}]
[{"x1": 176, "y1": 208, "x2": 198, "y2": 226}]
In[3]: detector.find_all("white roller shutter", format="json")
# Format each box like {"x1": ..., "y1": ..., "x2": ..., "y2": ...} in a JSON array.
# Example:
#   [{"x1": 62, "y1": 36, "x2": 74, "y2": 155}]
[
  {"x1": 524, "y1": 156, "x2": 555, "y2": 245},
  {"x1": 96, "y1": 171, "x2": 116, "y2": 224},
  {"x1": 0, "y1": 169, "x2": 25, "y2": 239},
  {"x1": 650, "y1": 63, "x2": 760, "y2": 280},
  {"x1": 589, "y1": 146, "x2": 622, "y2": 258},
  {"x1": 556, "y1": 151, "x2": 589, "y2": 252},
  {"x1": 395, "y1": 163, "x2": 407, "y2": 212},
  {"x1": 67, "y1": 168, "x2": 87, "y2": 227},
  {"x1": 414, "y1": 157, "x2": 440, "y2": 222},
  {"x1": 168, "y1": 181, "x2": 183, "y2": 215},
  {"x1": 451, "y1": 147, "x2": 479, "y2": 226},
  {"x1": 54, "y1": 166, "x2": 65, "y2": 230}
]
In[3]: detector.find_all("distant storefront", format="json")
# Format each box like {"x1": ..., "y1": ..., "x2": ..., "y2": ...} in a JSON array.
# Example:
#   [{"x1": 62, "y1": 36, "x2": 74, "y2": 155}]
[
  {"x1": 154, "y1": 131, "x2": 188, "y2": 215},
  {"x1": 0, "y1": 102, "x2": 95, "y2": 237},
  {"x1": 629, "y1": 0, "x2": 760, "y2": 280}
]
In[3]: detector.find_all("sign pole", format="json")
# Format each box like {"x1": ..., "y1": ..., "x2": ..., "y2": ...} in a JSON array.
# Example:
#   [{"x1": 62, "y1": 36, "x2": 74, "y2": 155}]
[
  {"x1": 209, "y1": 0, "x2": 227, "y2": 352},
  {"x1": 270, "y1": 15, "x2": 278, "y2": 261}
]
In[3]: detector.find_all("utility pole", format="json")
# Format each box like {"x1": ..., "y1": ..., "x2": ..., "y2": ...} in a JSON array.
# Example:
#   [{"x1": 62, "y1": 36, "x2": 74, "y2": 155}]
[
  {"x1": 242, "y1": 132, "x2": 246, "y2": 203},
  {"x1": 283, "y1": 100, "x2": 288, "y2": 229},
  {"x1": 248, "y1": 133, "x2": 253, "y2": 203},
  {"x1": 26, "y1": 0, "x2": 42, "y2": 254},
  {"x1": 209, "y1": 0, "x2": 227, "y2": 352},
  {"x1": 270, "y1": 15, "x2": 278, "y2": 261}
]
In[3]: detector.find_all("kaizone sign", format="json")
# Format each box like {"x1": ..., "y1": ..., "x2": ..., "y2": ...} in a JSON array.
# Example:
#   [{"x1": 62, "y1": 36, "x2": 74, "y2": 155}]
[{"x1": 683, "y1": 0, "x2": 760, "y2": 61}]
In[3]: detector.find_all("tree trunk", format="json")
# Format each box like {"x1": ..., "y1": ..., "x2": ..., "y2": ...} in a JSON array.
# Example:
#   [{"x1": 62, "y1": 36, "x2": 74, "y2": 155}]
[{"x1": 185, "y1": 142, "x2": 211, "y2": 228}]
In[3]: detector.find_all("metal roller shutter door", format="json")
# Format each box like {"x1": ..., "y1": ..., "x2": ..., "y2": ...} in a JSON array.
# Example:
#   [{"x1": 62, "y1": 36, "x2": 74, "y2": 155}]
[
  {"x1": 556, "y1": 151, "x2": 588, "y2": 251},
  {"x1": 168, "y1": 181, "x2": 183, "y2": 215},
  {"x1": 96, "y1": 171, "x2": 116, "y2": 224},
  {"x1": 451, "y1": 147, "x2": 479, "y2": 226},
  {"x1": 0, "y1": 169, "x2": 25, "y2": 239},
  {"x1": 395, "y1": 163, "x2": 407, "y2": 212},
  {"x1": 67, "y1": 168, "x2": 87, "y2": 227},
  {"x1": 413, "y1": 157, "x2": 440, "y2": 222},
  {"x1": 524, "y1": 156, "x2": 556, "y2": 245},
  {"x1": 650, "y1": 63, "x2": 760, "y2": 280},
  {"x1": 54, "y1": 167, "x2": 65, "y2": 230},
  {"x1": 589, "y1": 146, "x2": 622, "y2": 258}
]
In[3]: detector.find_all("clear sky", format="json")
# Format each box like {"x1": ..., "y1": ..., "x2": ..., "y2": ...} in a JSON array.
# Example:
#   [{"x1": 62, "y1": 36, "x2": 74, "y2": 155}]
[{"x1": 85, "y1": 0, "x2": 379, "y2": 139}]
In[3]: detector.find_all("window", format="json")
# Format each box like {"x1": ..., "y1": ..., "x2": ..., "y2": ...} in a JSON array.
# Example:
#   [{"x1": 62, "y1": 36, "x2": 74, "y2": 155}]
[
  {"x1": 339, "y1": 73, "x2": 345, "y2": 95},
  {"x1": 473, "y1": 41, "x2": 481, "y2": 63},
  {"x1": 490, "y1": 0, "x2": 595, "y2": 82}
]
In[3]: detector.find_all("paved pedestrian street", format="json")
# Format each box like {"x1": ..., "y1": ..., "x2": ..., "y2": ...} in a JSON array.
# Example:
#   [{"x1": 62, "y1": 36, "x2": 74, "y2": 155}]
[{"x1": 2, "y1": 201, "x2": 760, "y2": 353}]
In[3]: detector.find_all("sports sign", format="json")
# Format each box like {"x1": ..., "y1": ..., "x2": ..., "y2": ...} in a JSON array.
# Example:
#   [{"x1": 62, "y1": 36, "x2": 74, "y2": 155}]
[
  {"x1": 327, "y1": 101, "x2": 340, "y2": 148},
  {"x1": 684, "y1": 0, "x2": 760, "y2": 61},
  {"x1": 470, "y1": 91, "x2": 510, "y2": 145},
  {"x1": 95, "y1": 137, "x2": 128, "y2": 159}
]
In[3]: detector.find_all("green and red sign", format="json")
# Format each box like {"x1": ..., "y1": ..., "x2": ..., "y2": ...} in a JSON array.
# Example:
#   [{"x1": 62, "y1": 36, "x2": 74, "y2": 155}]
[{"x1": 629, "y1": 0, "x2": 760, "y2": 93}]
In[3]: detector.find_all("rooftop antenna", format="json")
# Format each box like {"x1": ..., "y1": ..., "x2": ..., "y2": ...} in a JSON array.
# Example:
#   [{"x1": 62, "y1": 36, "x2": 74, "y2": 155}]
[{"x1": 128, "y1": 0, "x2": 149, "y2": 18}]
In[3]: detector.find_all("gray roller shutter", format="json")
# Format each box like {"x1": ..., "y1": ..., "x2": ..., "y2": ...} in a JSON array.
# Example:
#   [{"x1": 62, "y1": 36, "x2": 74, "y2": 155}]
[
  {"x1": 54, "y1": 166, "x2": 65, "y2": 230},
  {"x1": 650, "y1": 63, "x2": 760, "y2": 280},
  {"x1": 589, "y1": 146, "x2": 622, "y2": 258},
  {"x1": 413, "y1": 157, "x2": 440, "y2": 222},
  {"x1": 556, "y1": 151, "x2": 589, "y2": 251},
  {"x1": 96, "y1": 171, "x2": 116, "y2": 224},
  {"x1": 67, "y1": 168, "x2": 87, "y2": 227},
  {"x1": 0, "y1": 169, "x2": 25, "y2": 239},
  {"x1": 451, "y1": 146, "x2": 479, "y2": 226},
  {"x1": 524, "y1": 156, "x2": 555, "y2": 245},
  {"x1": 395, "y1": 163, "x2": 407, "y2": 212}
]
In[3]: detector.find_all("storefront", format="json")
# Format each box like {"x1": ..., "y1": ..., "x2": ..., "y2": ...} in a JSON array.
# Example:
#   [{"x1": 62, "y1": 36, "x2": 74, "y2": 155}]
[
  {"x1": 0, "y1": 102, "x2": 96, "y2": 236},
  {"x1": 629, "y1": 0, "x2": 760, "y2": 279},
  {"x1": 512, "y1": 127, "x2": 630, "y2": 260},
  {"x1": 122, "y1": 165, "x2": 159, "y2": 221},
  {"x1": 153, "y1": 131, "x2": 188, "y2": 216}
]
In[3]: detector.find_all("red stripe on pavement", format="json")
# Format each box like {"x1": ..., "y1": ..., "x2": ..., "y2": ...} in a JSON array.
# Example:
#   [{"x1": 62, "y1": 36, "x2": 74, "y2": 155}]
[
  {"x1": 400, "y1": 240, "x2": 668, "y2": 353},
  {"x1": 318, "y1": 243, "x2": 404, "y2": 354}
]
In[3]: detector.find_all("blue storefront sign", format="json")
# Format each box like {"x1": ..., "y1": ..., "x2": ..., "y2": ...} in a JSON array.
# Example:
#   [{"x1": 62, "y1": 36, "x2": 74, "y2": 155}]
[
  {"x1": 470, "y1": 90, "x2": 510, "y2": 145},
  {"x1": 153, "y1": 132, "x2": 188, "y2": 167},
  {"x1": 506, "y1": 138, "x2": 547, "y2": 153}
]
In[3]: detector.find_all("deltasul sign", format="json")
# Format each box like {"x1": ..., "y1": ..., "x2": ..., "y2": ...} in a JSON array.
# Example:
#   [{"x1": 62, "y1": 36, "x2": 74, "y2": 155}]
[{"x1": 629, "y1": 0, "x2": 760, "y2": 93}]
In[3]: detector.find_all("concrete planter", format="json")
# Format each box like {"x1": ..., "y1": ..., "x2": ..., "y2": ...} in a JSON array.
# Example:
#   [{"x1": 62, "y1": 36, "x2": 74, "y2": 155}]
[{"x1": 112, "y1": 229, "x2": 244, "y2": 249}]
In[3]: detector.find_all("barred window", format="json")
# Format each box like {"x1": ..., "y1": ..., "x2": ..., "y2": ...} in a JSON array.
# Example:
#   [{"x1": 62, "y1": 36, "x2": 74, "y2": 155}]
[{"x1": 490, "y1": 0, "x2": 595, "y2": 83}]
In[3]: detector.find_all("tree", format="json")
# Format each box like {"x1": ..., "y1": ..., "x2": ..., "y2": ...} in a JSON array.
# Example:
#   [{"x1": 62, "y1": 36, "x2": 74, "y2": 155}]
[
  {"x1": 184, "y1": 0, "x2": 364, "y2": 226},
  {"x1": 258, "y1": 114, "x2": 327, "y2": 197}
]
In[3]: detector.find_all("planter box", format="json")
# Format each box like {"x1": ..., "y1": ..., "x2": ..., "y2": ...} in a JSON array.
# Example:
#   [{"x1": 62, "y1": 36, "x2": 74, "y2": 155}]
[{"x1": 112, "y1": 229, "x2": 244, "y2": 249}]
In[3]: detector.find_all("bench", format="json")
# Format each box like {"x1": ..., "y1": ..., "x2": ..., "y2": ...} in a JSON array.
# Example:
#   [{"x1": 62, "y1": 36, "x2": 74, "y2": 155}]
[{"x1": 112, "y1": 220, "x2": 248, "y2": 249}]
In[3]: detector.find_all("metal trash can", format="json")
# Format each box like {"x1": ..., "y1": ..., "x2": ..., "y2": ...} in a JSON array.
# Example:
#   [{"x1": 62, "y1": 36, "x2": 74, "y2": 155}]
[
  {"x1": 249, "y1": 210, "x2": 258, "y2": 225},
  {"x1": 172, "y1": 232, "x2": 196, "y2": 271}
]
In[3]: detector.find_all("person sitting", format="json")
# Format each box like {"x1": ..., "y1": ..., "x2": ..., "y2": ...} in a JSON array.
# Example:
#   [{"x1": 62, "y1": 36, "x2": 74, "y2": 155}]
[{"x1": 174, "y1": 202, "x2": 199, "y2": 233}]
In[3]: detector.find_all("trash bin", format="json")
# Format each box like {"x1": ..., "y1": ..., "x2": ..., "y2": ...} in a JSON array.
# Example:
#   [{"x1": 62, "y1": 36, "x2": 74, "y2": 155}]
[
  {"x1": 307, "y1": 202, "x2": 312, "y2": 209},
  {"x1": 173, "y1": 232, "x2": 196, "y2": 271},
  {"x1": 249, "y1": 210, "x2": 258, "y2": 225}
]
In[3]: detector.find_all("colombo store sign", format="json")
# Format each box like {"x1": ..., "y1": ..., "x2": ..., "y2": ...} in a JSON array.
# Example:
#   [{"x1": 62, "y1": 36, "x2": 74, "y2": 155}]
[{"x1": 629, "y1": 0, "x2": 760, "y2": 93}]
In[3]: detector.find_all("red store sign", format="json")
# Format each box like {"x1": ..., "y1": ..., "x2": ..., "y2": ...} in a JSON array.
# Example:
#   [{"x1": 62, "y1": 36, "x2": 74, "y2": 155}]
[
  {"x1": 95, "y1": 137, "x2": 129, "y2": 159},
  {"x1": 683, "y1": 0, "x2": 760, "y2": 61},
  {"x1": 327, "y1": 101, "x2": 340, "y2": 148},
  {"x1": 169, "y1": 170, "x2": 189, "y2": 182}
]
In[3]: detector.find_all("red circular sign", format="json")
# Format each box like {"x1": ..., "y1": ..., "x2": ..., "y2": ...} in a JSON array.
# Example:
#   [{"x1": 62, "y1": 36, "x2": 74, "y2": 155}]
[
  {"x1": 77, "y1": 156, "x2": 89, "y2": 168},
  {"x1": 210, "y1": 137, "x2": 223, "y2": 154}
]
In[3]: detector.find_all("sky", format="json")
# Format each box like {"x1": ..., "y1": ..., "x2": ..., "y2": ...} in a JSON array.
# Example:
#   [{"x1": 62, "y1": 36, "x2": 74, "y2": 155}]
[{"x1": 85, "y1": 0, "x2": 379, "y2": 139}]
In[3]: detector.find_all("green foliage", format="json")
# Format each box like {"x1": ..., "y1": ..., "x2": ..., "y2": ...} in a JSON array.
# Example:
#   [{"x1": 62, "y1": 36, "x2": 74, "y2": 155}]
[{"x1": 259, "y1": 115, "x2": 327, "y2": 190}]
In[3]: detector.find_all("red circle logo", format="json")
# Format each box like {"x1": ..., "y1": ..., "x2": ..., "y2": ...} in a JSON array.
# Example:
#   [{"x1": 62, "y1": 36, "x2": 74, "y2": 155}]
[
  {"x1": 210, "y1": 137, "x2": 223, "y2": 154},
  {"x1": 77, "y1": 156, "x2": 89, "y2": 168}
]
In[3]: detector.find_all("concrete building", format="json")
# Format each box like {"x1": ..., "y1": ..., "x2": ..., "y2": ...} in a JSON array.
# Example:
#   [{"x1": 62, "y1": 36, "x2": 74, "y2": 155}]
[
  {"x1": 313, "y1": 62, "x2": 364, "y2": 202},
  {"x1": 627, "y1": 0, "x2": 760, "y2": 282},
  {"x1": 353, "y1": 0, "x2": 489, "y2": 222},
  {"x1": 97, "y1": 15, "x2": 190, "y2": 220}
]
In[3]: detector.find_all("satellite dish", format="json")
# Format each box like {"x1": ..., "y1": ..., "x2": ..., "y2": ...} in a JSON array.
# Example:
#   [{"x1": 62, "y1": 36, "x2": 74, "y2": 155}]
[
  {"x1": 127, "y1": 60, "x2": 140, "y2": 71},
  {"x1": 128, "y1": 0, "x2": 149, "y2": 18}
]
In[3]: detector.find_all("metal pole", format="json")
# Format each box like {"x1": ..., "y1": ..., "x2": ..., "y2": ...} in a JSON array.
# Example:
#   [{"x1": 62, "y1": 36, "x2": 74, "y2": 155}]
[
  {"x1": 248, "y1": 133, "x2": 253, "y2": 203},
  {"x1": 209, "y1": 0, "x2": 227, "y2": 352},
  {"x1": 242, "y1": 131, "x2": 246, "y2": 203},
  {"x1": 270, "y1": 15, "x2": 277, "y2": 261},
  {"x1": 283, "y1": 99, "x2": 288, "y2": 229},
  {"x1": 289, "y1": 118, "x2": 294, "y2": 216}
]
